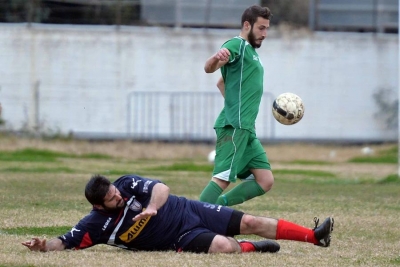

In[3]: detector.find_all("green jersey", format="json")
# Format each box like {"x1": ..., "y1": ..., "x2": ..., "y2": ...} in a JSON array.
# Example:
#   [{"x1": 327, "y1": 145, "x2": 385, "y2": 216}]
[{"x1": 214, "y1": 36, "x2": 264, "y2": 133}]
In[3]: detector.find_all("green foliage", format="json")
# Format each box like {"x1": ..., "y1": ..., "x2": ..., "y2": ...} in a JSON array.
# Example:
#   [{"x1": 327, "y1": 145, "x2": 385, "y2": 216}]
[
  {"x1": 0, "y1": 0, "x2": 307, "y2": 27},
  {"x1": 261, "y1": 0, "x2": 309, "y2": 27},
  {"x1": 0, "y1": 0, "x2": 140, "y2": 25},
  {"x1": 0, "y1": 0, "x2": 50, "y2": 23}
]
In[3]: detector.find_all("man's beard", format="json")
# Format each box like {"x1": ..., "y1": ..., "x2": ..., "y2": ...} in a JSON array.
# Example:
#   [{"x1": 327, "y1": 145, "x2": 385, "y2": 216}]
[
  {"x1": 102, "y1": 199, "x2": 125, "y2": 211},
  {"x1": 248, "y1": 28, "x2": 262, "y2": 48}
]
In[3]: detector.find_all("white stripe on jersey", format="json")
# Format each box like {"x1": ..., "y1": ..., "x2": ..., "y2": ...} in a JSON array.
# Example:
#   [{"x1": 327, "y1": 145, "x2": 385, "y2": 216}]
[{"x1": 106, "y1": 196, "x2": 135, "y2": 249}]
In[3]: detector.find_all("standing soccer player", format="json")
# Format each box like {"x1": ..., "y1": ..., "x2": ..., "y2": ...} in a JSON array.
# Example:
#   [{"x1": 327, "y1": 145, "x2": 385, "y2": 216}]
[{"x1": 199, "y1": 5, "x2": 274, "y2": 206}]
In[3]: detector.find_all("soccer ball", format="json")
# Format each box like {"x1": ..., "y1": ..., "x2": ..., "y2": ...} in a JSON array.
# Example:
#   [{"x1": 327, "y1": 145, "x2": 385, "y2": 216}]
[{"x1": 272, "y1": 93, "x2": 304, "y2": 125}]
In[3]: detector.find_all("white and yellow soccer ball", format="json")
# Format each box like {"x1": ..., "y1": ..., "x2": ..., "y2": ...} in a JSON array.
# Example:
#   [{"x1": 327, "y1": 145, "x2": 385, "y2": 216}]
[{"x1": 272, "y1": 92, "x2": 304, "y2": 125}]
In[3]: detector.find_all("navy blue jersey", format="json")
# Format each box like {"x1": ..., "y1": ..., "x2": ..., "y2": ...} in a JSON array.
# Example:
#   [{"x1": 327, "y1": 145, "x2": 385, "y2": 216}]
[{"x1": 58, "y1": 175, "x2": 237, "y2": 251}]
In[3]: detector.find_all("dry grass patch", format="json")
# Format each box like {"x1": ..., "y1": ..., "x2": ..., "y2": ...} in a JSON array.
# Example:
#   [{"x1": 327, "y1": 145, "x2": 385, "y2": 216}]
[{"x1": 0, "y1": 136, "x2": 399, "y2": 267}]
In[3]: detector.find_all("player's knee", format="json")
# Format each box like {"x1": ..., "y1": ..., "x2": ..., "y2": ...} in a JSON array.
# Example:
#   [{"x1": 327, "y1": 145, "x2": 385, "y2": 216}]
[
  {"x1": 240, "y1": 214, "x2": 259, "y2": 232},
  {"x1": 209, "y1": 235, "x2": 239, "y2": 253},
  {"x1": 258, "y1": 175, "x2": 274, "y2": 192},
  {"x1": 264, "y1": 176, "x2": 274, "y2": 191},
  {"x1": 253, "y1": 170, "x2": 274, "y2": 192}
]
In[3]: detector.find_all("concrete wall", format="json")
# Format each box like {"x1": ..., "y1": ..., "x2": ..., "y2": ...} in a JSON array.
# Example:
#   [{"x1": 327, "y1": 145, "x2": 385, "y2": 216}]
[{"x1": 0, "y1": 23, "x2": 398, "y2": 142}]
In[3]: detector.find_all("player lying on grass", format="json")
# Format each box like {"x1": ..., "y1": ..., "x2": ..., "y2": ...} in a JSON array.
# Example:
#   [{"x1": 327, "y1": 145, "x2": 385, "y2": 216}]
[{"x1": 22, "y1": 174, "x2": 334, "y2": 253}]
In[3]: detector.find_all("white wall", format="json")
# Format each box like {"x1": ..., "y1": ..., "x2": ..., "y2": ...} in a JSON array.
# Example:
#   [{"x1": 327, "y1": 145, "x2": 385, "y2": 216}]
[{"x1": 0, "y1": 23, "x2": 398, "y2": 142}]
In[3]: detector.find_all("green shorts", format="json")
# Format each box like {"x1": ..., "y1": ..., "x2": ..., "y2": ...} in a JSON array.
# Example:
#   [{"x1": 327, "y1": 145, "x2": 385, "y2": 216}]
[{"x1": 212, "y1": 126, "x2": 271, "y2": 183}]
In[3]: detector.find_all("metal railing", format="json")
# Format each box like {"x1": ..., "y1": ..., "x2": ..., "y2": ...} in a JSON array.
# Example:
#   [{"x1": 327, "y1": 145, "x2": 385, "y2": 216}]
[
  {"x1": 309, "y1": 0, "x2": 398, "y2": 33},
  {"x1": 127, "y1": 91, "x2": 276, "y2": 142}
]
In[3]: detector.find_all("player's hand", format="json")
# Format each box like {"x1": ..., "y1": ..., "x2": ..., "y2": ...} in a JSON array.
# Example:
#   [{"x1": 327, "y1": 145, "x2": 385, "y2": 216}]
[
  {"x1": 214, "y1": 48, "x2": 230, "y2": 62},
  {"x1": 132, "y1": 207, "x2": 157, "y2": 222},
  {"x1": 21, "y1": 237, "x2": 47, "y2": 252}
]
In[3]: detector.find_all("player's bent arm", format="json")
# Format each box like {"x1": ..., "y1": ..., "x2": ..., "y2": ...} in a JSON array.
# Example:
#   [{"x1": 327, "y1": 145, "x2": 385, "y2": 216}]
[
  {"x1": 22, "y1": 237, "x2": 66, "y2": 252},
  {"x1": 133, "y1": 183, "x2": 170, "y2": 221},
  {"x1": 216, "y1": 77, "x2": 225, "y2": 97},
  {"x1": 204, "y1": 57, "x2": 228, "y2": 73},
  {"x1": 204, "y1": 48, "x2": 230, "y2": 73},
  {"x1": 147, "y1": 183, "x2": 170, "y2": 211}
]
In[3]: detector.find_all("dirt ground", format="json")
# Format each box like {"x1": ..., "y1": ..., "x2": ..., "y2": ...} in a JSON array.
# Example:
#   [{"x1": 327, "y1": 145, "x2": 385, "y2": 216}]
[{"x1": 0, "y1": 135, "x2": 397, "y2": 179}]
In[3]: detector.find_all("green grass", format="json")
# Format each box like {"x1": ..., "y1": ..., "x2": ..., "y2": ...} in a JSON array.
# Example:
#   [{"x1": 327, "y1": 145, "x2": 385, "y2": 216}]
[
  {"x1": 0, "y1": 148, "x2": 112, "y2": 162},
  {"x1": 0, "y1": 143, "x2": 399, "y2": 267},
  {"x1": 348, "y1": 146, "x2": 398, "y2": 163},
  {"x1": 1, "y1": 226, "x2": 71, "y2": 236},
  {"x1": 288, "y1": 160, "x2": 333, "y2": 165},
  {"x1": 273, "y1": 169, "x2": 336, "y2": 177},
  {"x1": 378, "y1": 174, "x2": 400, "y2": 184},
  {"x1": 150, "y1": 162, "x2": 213, "y2": 172},
  {"x1": 1, "y1": 167, "x2": 77, "y2": 173},
  {"x1": 390, "y1": 257, "x2": 400, "y2": 265}
]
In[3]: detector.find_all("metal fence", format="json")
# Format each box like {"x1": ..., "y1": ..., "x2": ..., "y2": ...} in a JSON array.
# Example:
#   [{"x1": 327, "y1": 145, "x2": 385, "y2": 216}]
[
  {"x1": 127, "y1": 91, "x2": 276, "y2": 142},
  {"x1": 141, "y1": 0, "x2": 260, "y2": 28},
  {"x1": 309, "y1": 0, "x2": 399, "y2": 33},
  {"x1": 0, "y1": 0, "x2": 259, "y2": 28}
]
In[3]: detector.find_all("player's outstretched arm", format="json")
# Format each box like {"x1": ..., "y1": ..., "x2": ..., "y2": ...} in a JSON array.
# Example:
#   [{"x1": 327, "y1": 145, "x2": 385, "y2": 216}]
[
  {"x1": 22, "y1": 237, "x2": 66, "y2": 252},
  {"x1": 204, "y1": 48, "x2": 230, "y2": 73}
]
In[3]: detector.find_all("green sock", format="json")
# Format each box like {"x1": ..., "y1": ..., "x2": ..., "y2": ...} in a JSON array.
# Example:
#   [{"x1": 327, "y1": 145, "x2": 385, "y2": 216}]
[
  {"x1": 216, "y1": 180, "x2": 265, "y2": 206},
  {"x1": 199, "y1": 181, "x2": 223, "y2": 204}
]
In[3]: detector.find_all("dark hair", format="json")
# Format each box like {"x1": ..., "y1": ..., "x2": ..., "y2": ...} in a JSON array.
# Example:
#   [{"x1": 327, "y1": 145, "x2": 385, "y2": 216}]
[
  {"x1": 241, "y1": 5, "x2": 272, "y2": 27},
  {"x1": 85, "y1": 174, "x2": 111, "y2": 205}
]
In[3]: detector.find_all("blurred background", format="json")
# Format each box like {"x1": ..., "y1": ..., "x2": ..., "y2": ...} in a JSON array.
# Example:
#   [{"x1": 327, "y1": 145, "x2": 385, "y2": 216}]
[{"x1": 0, "y1": 0, "x2": 398, "y2": 143}]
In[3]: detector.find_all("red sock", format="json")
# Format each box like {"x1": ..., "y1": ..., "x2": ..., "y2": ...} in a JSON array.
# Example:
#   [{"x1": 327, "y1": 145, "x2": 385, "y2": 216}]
[
  {"x1": 239, "y1": 241, "x2": 256, "y2": 253},
  {"x1": 276, "y1": 219, "x2": 317, "y2": 244}
]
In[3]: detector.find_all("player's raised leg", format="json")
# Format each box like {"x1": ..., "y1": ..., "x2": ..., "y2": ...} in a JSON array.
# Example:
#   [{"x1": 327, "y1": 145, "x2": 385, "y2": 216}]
[{"x1": 240, "y1": 215, "x2": 334, "y2": 247}]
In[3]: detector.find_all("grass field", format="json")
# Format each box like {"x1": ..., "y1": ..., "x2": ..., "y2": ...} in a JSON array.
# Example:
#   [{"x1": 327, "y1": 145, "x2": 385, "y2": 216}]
[{"x1": 0, "y1": 135, "x2": 399, "y2": 267}]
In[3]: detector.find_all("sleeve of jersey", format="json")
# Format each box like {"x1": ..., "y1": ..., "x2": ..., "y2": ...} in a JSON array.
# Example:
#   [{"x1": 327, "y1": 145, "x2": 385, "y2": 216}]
[
  {"x1": 118, "y1": 175, "x2": 162, "y2": 197},
  {"x1": 222, "y1": 38, "x2": 241, "y2": 64},
  {"x1": 58, "y1": 220, "x2": 98, "y2": 250}
]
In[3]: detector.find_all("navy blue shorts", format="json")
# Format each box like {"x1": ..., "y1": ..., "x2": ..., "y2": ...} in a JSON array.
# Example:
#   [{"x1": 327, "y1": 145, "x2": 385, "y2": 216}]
[{"x1": 174, "y1": 199, "x2": 243, "y2": 253}]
